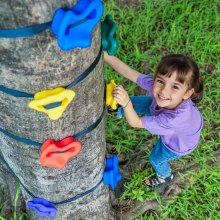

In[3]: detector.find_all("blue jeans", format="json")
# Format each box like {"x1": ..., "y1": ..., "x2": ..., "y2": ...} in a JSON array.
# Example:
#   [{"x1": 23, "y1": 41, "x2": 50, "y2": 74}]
[
  {"x1": 149, "y1": 138, "x2": 182, "y2": 179},
  {"x1": 117, "y1": 96, "x2": 152, "y2": 118}
]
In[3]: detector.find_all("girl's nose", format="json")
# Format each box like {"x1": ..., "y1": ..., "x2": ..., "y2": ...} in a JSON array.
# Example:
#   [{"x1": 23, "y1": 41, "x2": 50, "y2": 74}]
[{"x1": 161, "y1": 84, "x2": 170, "y2": 94}]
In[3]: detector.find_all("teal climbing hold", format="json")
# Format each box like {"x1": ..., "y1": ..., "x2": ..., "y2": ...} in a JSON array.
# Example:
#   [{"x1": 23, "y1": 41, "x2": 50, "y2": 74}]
[{"x1": 101, "y1": 15, "x2": 119, "y2": 56}]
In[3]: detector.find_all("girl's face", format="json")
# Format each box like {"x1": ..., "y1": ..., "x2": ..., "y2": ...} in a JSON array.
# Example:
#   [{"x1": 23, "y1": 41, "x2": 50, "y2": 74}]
[{"x1": 152, "y1": 72, "x2": 194, "y2": 109}]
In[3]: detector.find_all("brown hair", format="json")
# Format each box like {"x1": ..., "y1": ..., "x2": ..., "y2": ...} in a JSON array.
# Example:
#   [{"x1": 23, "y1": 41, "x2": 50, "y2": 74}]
[{"x1": 155, "y1": 54, "x2": 203, "y2": 103}]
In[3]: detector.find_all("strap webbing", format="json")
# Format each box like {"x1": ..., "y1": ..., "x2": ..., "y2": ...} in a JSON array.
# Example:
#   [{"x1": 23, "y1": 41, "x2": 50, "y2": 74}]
[
  {"x1": 0, "y1": 85, "x2": 34, "y2": 98},
  {"x1": 0, "y1": 106, "x2": 105, "y2": 146},
  {"x1": 74, "y1": 106, "x2": 106, "y2": 139},
  {"x1": 54, "y1": 179, "x2": 102, "y2": 206},
  {"x1": 0, "y1": 153, "x2": 102, "y2": 206},
  {"x1": 0, "y1": 46, "x2": 102, "y2": 98},
  {"x1": 0, "y1": 128, "x2": 41, "y2": 147},
  {"x1": 0, "y1": 22, "x2": 51, "y2": 38},
  {"x1": 0, "y1": 153, "x2": 36, "y2": 197},
  {"x1": 66, "y1": 46, "x2": 102, "y2": 89}
]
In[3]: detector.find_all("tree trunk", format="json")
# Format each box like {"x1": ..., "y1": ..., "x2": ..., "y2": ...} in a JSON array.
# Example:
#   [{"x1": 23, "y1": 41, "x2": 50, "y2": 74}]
[{"x1": 0, "y1": 1, "x2": 113, "y2": 219}]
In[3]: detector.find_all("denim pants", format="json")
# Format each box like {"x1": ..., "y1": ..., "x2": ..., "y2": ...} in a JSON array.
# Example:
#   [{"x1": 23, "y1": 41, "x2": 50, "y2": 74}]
[
  {"x1": 149, "y1": 138, "x2": 182, "y2": 179},
  {"x1": 117, "y1": 96, "x2": 152, "y2": 118}
]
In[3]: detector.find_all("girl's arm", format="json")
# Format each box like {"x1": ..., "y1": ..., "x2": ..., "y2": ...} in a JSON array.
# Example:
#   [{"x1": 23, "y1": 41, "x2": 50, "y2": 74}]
[
  {"x1": 113, "y1": 85, "x2": 175, "y2": 133},
  {"x1": 104, "y1": 52, "x2": 141, "y2": 83},
  {"x1": 112, "y1": 85, "x2": 144, "y2": 128}
]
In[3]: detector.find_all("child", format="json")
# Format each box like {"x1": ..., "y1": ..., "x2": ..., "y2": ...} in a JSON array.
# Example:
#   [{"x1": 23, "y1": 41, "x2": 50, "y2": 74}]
[{"x1": 104, "y1": 52, "x2": 203, "y2": 189}]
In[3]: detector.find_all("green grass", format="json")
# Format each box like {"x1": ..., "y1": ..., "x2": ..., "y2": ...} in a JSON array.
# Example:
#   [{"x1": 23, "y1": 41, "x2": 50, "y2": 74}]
[
  {"x1": 13, "y1": 183, "x2": 20, "y2": 220},
  {"x1": 106, "y1": 115, "x2": 153, "y2": 154},
  {"x1": 104, "y1": 0, "x2": 220, "y2": 219},
  {"x1": 1, "y1": 0, "x2": 219, "y2": 219},
  {"x1": 0, "y1": 183, "x2": 27, "y2": 220},
  {"x1": 13, "y1": 183, "x2": 27, "y2": 220},
  {"x1": 138, "y1": 166, "x2": 220, "y2": 220},
  {"x1": 160, "y1": 166, "x2": 220, "y2": 220}
]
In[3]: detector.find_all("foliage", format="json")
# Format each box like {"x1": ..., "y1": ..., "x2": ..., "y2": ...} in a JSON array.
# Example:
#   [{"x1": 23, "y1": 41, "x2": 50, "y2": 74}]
[
  {"x1": 104, "y1": 0, "x2": 220, "y2": 219},
  {"x1": 0, "y1": 0, "x2": 219, "y2": 219}
]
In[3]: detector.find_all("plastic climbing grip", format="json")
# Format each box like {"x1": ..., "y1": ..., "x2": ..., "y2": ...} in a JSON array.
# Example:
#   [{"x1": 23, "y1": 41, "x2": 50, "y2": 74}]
[
  {"x1": 101, "y1": 14, "x2": 119, "y2": 55},
  {"x1": 28, "y1": 88, "x2": 75, "y2": 120},
  {"x1": 103, "y1": 155, "x2": 122, "y2": 189},
  {"x1": 106, "y1": 80, "x2": 118, "y2": 110},
  {"x1": 40, "y1": 137, "x2": 82, "y2": 169},
  {"x1": 27, "y1": 198, "x2": 57, "y2": 219},
  {"x1": 51, "y1": 0, "x2": 104, "y2": 50}
]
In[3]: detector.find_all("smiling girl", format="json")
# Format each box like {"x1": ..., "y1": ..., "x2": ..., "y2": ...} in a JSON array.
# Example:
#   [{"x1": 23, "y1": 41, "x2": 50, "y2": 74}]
[{"x1": 104, "y1": 52, "x2": 203, "y2": 189}]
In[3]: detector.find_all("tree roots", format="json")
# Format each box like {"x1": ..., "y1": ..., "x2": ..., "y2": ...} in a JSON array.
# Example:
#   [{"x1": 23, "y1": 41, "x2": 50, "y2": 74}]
[{"x1": 110, "y1": 147, "x2": 220, "y2": 220}]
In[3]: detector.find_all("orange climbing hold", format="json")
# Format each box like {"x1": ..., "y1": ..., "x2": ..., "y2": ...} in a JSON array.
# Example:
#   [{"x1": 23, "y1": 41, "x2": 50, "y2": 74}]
[{"x1": 40, "y1": 137, "x2": 81, "y2": 169}]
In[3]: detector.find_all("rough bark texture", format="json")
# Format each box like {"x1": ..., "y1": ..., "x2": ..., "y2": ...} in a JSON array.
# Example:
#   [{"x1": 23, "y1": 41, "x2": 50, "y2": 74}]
[{"x1": 0, "y1": 1, "x2": 113, "y2": 219}]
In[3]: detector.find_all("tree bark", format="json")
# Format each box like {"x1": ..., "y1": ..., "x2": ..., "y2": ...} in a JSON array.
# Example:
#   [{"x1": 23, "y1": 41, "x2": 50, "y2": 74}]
[{"x1": 0, "y1": 0, "x2": 113, "y2": 219}]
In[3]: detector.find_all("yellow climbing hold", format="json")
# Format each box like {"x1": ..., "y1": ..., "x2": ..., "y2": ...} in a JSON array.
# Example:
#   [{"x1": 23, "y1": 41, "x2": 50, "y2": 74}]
[
  {"x1": 106, "y1": 80, "x2": 118, "y2": 110},
  {"x1": 28, "y1": 88, "x2": 75, "y2": 120}
]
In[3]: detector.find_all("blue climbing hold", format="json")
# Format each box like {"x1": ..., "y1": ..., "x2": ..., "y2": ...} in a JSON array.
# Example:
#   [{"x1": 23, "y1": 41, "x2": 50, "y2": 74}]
[
  {"x1": 103, "y1": 155, "x2": 122, "y2": 189},
  {"x1": 51, "y1": 0, "x2": 104, "y2": 50},
  {"x1": 27, "y1": 198, "x2": 57, "y2": 219}
]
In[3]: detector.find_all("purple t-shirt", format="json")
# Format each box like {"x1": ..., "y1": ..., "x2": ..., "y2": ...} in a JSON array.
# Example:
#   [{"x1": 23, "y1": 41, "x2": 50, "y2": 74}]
[{"x1": 137, "y1": 74, "x2": 203, "y2": 155}]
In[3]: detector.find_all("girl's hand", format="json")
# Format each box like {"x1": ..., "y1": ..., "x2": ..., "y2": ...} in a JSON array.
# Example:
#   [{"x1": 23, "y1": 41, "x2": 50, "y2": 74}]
[
  {"x1": 112, "y1": 85, "x2": 130, "y2": 107},
  {"x1": 113, "y1": 85, "x2": 143, "y2": 128}
]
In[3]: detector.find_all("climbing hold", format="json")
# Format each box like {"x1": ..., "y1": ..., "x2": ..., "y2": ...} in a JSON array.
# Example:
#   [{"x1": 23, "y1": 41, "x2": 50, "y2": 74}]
[
  {"x1": 27, "y1": 198, "x2": 57, "y2": 219},
  {"x1": 39, "y1": 137, "x2": 82, "y2": 169},
  {"x1": 28, "y1": 88, "x2": 75, "y2": 120},
  {"x1": 106, "y1": 80, "x2": 118, "y2": 110},
  {"x1": 103, "y1": 155, "x2": 122, "y2": 189},
  {"x1": 51, "y1": 0, "x2": 104, "y2": 50},
  {"x1": 101, "y1": 14, "x2": 119, "y2": 55}
]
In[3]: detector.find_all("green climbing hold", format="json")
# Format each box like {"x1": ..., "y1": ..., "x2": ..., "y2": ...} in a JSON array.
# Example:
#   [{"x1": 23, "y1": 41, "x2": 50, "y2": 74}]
[{"x1": 101, "y1": 14, "x2": 119, "y2": 56}]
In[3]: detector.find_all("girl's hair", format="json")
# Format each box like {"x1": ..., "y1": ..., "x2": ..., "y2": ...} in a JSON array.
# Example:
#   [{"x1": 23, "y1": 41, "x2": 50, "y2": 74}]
[{"x1": 155, "y1": 54, "x2": 203, "y2": 103}]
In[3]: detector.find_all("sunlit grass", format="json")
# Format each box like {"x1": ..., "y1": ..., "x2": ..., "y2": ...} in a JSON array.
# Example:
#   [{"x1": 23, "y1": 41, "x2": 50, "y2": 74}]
[
  {"x1": 1, "y1": 0, "x2": 219, "y2": 219},
  {"x1": 162, "y1": 166, "x2": 220, "y2": 220},
  {"x1": 104, "y1": 0, "x2": 220, "y2": 219}
]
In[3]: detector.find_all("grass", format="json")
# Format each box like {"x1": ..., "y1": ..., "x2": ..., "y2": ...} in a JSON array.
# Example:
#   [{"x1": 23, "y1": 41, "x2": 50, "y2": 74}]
[
  {"x1": 104, "y1": 0, "x2": 220, "y2": 219},
  {"x1": 161, "y1": 166, "x2": 220, "y2": 220},
  {"x1": 0, "y1": 0, "x2": 219, "y2": 219},
  {"x1": 0, "y1": 183, "x2": 27, "y2": 220}
]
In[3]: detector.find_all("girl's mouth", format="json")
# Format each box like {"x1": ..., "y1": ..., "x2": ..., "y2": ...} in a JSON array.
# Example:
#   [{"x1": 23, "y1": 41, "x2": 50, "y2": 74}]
[{"x1": 158, "y1": 94, "x2": 170, "y2": 101}]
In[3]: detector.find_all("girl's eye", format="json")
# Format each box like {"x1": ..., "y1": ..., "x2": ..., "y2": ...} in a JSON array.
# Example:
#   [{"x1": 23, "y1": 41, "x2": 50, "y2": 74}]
[
  {"x1": 157, "y1": 79, "x2": 164, "y2": 84},
  {"x1": 172, "y1": 85, "x2": 179, "y2": 90}
]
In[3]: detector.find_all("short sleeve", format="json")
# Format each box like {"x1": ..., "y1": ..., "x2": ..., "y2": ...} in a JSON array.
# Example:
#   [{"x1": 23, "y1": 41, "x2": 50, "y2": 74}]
[
  {"x1": 141, "y1": 113, "x2": 175, "y2": 135},
  {"x1": 136, "y1": 74, "x2": 154, "y2": 96}
]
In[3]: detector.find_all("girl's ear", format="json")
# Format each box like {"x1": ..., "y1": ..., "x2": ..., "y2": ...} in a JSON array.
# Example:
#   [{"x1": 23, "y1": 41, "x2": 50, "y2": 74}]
[{"x1": 183, "y1": 88, "x2": 194, "y2": 100}]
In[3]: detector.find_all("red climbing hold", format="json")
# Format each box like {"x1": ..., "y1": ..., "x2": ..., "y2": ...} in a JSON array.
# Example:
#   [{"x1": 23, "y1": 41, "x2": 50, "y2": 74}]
[{"x1": 40, "y1": 137, "x2": 81, "y2": 169}]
